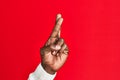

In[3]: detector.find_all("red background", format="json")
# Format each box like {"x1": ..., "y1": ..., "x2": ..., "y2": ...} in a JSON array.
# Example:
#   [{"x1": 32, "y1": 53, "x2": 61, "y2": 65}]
[{"x1": 0, "y1": 0, "x2": 120, "y2": 80}]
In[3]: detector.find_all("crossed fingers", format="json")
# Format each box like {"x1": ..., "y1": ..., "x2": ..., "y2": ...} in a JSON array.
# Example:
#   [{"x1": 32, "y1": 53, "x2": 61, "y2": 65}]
[{"x1": 45, "y1": 14, "x2": 69, "y2": 56}]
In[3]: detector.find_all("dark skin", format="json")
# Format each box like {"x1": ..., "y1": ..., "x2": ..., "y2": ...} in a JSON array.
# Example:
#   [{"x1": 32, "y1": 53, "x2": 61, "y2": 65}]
[{"x1": 40, "y1": 14, "x2": 69, "y2": 74}]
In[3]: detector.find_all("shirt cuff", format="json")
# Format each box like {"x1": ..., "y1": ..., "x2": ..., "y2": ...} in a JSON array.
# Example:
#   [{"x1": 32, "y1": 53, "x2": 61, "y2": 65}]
[{"x1": 28, "y1": 63, "x2": 56, "y2": 80}]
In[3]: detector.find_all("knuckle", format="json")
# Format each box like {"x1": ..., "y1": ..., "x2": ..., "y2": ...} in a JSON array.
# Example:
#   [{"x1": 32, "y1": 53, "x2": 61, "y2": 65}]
[
  {"x1": 56, "y1": 23, "x2": 61, "y2": 26},
  {"x1": 60, "y1": 38, "x2": 64, "y2": 42},
  {"x1": 64, "y1": 43, "x2": 67, "y2": 47},
  {"x1": 40, "y1": 47, "x2": 45, "y2": 55},
  {"x1": 67, "y1": 48, "x2": 69, "y2": 52},
  {"x1": 65, "y1": 44, "x2": 69, "y2": 51},
  {"x1": 53, "y1": 28, "x2": 58, "y2": 33}
]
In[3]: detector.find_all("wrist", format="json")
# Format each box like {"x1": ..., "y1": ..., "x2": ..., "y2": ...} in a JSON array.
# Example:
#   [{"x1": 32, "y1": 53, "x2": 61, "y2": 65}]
[{"x1": 41, "y1": 63, "x2": 56, "y2": 75}]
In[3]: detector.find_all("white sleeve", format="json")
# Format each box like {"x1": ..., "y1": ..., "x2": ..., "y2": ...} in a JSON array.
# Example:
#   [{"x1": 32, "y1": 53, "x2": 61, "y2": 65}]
[{"x1": 28, "y1": 63, "x2": 56, "y2": 80}]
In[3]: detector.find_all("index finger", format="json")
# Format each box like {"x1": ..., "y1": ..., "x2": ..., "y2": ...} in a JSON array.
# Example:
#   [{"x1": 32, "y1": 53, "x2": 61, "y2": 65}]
[
  {"x1": 56, "y1": 14, "x2": 61, "y2": 38},
  {"x1": 50, "y1": 16, "x2": 63, "y2": 38}
]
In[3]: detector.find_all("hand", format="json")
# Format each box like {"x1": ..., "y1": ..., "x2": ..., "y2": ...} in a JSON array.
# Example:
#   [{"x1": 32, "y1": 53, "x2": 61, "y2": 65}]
[{"x1": 40, "y1": 14, "x2": 69, "y2": 74}]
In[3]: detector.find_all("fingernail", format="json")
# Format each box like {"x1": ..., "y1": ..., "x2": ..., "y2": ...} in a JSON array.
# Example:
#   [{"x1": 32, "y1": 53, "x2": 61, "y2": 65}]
[
  {"x1": 60, "y1": 18, "x2": 63, "y2": 23},
  {"x1": 52, "y1": 51, "x2": 56, "y2": 55},
  {"x1": 64, "y1": 51, "x2": 69, "y2": 53},
  {"x1": 55, "y1": 45, "x2": 61, "y2": 49},
  {"x1": 64, "y1": 52, "x2": 68, "y2": 55},
  {"x1": 57, "y1": 53, "x2": 59, "y2": 56}
]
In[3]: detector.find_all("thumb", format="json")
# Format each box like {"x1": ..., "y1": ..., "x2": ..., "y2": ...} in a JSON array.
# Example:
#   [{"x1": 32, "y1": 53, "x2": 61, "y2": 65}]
[{"x1": 50, "y1": 44, "x2": 61, "y2": 51}]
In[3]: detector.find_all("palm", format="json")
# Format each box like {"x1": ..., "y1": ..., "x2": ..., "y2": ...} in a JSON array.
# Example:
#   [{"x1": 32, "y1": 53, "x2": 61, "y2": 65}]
[
  {"x1": 45, "y1": 51, "x2": 68, "y2": 70},
  {"x1": 41, "y1": 37, "x2": 68, "y2": 72}
]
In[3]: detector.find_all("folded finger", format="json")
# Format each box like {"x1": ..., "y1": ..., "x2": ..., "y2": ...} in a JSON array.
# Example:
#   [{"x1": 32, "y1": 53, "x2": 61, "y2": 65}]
[
  {"x1": 56, "y1": 38, "x2": 64, "y2": 47},
  {"x1": 59, "y1": 43, "x2": 67, "y2": 53}
]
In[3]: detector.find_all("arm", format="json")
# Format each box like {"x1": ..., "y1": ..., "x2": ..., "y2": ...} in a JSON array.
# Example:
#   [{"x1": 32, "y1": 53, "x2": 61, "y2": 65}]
[{"x1": 28, "y1": 14, "x2": 69, "y2": 80}]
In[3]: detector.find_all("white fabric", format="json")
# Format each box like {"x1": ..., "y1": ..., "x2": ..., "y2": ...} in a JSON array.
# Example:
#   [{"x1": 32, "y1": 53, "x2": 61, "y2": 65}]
[{"x1": 28, "y1": 64, "x2": 56, "y2": 80}]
